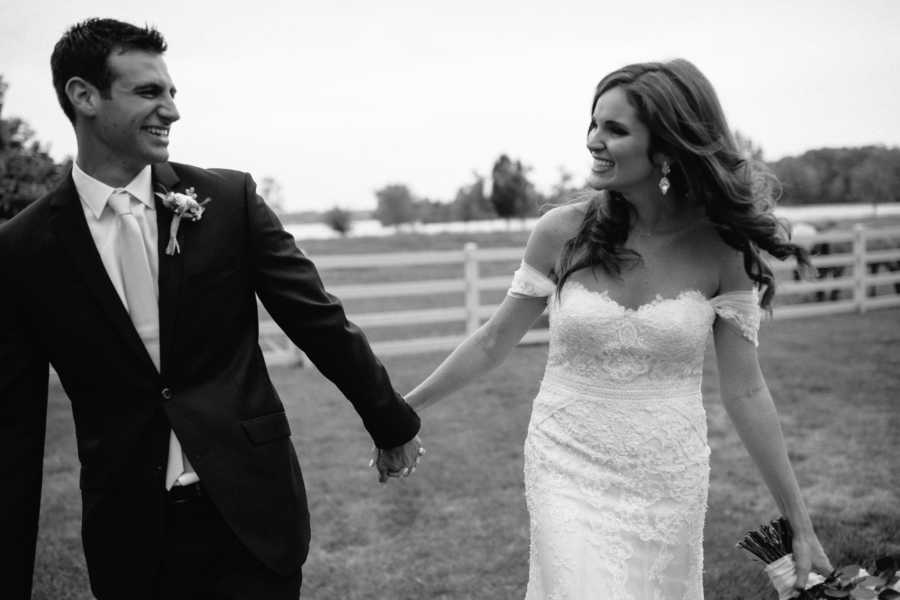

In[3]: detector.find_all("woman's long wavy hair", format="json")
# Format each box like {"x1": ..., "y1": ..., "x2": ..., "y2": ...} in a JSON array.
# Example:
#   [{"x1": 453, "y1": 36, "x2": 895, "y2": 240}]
[{"x1": 555, "y1": 59, "x2": 810, "y2": 309}]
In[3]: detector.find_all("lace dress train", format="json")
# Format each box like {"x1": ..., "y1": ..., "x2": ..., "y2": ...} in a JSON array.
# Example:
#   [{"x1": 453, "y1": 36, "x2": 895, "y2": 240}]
[{"x1": 508, "y1": 262, "x2": 761, "y2": 600}]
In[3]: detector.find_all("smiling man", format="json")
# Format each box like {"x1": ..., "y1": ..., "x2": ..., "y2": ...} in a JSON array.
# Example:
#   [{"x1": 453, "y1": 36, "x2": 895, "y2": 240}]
[{"x1": 0, "y1": 18, "x2": 423, "y2": 600}]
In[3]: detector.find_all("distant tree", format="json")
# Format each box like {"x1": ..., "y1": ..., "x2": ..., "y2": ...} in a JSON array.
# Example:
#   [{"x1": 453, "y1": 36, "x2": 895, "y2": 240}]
[
  {"x1": 259, "y1": 176, "x2": 286, "y2": 215},
  {"x1": 489, "y1": 154, "x2": 538, "y2": 219},
  {"x1": 734, "y1": 130, "x2": 765, "y2": 161},
  {"x1": 452, "y1": 173, "x2": 494, "y2": 221},
  {"x1": 848, "y1": 147, "x2": 900, "y2": 211},
  {"x1": 415, "y1": 197, "x2": 455, "y2": 223},
  {"x1": 771, "y1": 155, "x2": 823, "y2": 205},
  {"x1": 0, "y1": 76, "x2": 70, "y2": 223},
  {"x1": 770, "y1": 146, "x2": 900, "y2": 205},
  {"x1": 546, "y1": 166, "x2": 584, "y2": 206},
  {"x1": 322, "y1": 205, "x2": 353, "y2": 236},
  {"x1": 374, "y1": 183, "x2": 417, "y2": 226}
]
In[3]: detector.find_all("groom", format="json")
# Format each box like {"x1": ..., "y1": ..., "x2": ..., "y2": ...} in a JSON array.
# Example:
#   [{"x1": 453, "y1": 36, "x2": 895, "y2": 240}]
[{"x1": 0, "y1": 18, "x2": 422, "y2": 599}]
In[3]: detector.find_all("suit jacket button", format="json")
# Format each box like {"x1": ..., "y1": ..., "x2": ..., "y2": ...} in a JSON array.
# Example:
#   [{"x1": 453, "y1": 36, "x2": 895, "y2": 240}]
[{"x1": 161, "y1": 387, "x2": 173, "y2": 400}]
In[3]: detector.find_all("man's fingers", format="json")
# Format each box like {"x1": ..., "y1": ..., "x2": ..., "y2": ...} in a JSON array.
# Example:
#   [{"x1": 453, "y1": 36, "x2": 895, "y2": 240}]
[{"x1": 372, "y1": 439, "x2": 424, "y2": 482}]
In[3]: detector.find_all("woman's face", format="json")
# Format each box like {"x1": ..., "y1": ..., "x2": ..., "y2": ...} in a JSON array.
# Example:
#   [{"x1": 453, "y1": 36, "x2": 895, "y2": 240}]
[{"x1": 586, "y1": 86, "x2": 658, "y2": 194}]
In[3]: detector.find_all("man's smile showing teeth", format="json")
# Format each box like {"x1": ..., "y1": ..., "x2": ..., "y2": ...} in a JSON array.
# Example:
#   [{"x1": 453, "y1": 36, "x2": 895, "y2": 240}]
[{"x1": 144, "y1": 126, "x2": 169, "y2": 137}]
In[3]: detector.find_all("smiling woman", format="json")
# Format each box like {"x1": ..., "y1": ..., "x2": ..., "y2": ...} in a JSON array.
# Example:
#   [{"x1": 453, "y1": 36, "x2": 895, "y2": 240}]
[
  {"x1": 401, "y1": 57, "x2": 833, "y2": 600},
  {"x1": 557, "y1": 59, "x2": 811, "y2": 310},
  {"x1": 585, "y1": 87, "x2": 656, "y2": 192}
]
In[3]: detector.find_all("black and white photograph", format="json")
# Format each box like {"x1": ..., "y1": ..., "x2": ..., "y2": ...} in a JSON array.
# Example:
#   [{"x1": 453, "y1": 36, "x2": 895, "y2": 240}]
[{"x1": 1, "y1": 1, "x2": 898, "y2": 598}]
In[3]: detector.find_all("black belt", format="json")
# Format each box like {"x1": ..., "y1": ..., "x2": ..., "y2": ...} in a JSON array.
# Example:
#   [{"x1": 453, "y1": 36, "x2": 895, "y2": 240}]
[{"x1": 167, "y1": 482, "x2": 205, "y2": 504}]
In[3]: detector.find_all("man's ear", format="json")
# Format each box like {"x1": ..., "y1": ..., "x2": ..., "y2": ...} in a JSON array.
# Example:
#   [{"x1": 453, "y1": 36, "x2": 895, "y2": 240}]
[{"x1": 65, "y1": 77, "x2": 100, "y2": 119}]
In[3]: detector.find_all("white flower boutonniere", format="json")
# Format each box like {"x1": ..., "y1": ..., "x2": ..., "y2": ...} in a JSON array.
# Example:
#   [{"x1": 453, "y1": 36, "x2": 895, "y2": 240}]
[{"x1": 155, "y1": 186, "x2": 211, "y2": 255}]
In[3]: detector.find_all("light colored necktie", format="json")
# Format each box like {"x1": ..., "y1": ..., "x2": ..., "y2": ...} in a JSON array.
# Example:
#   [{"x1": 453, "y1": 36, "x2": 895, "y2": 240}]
[
  {"x1": 108, "y1": 190, "x2": 160, "y2": 366},
  {"x1": 108, "y1": 190, "x2": 194, "y2": 490}
]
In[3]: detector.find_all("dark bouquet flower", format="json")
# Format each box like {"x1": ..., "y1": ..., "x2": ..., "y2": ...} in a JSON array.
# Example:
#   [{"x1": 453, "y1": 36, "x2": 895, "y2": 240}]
[{"x1": 737, "y1": 517, "x2": 900, "y2": 600}]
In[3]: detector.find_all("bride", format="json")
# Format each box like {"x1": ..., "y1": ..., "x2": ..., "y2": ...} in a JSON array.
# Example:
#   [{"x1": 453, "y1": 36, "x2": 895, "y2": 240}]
[{"x1": 396, "y1": 59, "x2": 833, "y2": 599}]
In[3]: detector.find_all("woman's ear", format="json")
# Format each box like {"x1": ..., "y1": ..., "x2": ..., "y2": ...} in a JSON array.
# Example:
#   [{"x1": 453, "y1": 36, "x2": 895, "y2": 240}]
[{"x1": 651, "y1": 152, "x2": 672, "y2": 170}]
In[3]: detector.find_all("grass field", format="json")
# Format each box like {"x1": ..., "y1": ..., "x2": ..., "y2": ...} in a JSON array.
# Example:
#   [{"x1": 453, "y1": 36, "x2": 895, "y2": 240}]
[{"x1": 31, "y1": 304, "x2": 899, "y2": 599}]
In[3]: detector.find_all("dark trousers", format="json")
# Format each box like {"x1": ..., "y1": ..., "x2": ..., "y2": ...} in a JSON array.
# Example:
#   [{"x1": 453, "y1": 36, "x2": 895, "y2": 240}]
[{"x1": 153, "y1": 484, "x2": 302, "y2": 600}]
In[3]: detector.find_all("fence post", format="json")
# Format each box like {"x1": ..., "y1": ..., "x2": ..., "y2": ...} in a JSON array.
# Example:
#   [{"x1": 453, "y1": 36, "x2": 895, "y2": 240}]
[
  {"x1": 464, "y1": 242, "x2": 480, "y2": 334},
  {"x1": 853, "y1": 224, "x2": 867, "y2": 314}
]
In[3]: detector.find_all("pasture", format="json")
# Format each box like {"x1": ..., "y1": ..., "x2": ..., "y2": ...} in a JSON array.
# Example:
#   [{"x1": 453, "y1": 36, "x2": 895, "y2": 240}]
[{"x1": 32, "y1": 304, "x2": 899, "y2": 599}]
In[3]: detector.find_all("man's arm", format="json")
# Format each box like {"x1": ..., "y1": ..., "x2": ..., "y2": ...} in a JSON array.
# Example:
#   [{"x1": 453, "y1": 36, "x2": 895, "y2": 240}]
[
  {"x1": 0, "y1": 257, "x2": 50, "y2": 599},
  {"x1": 242, "y1": 173, "x2": 419, "y2": 449}
]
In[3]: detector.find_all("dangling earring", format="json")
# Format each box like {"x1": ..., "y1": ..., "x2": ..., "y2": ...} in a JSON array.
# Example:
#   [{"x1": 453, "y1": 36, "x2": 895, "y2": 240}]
[{"x1": 658, "y1": 161, "x2": 671, "y2": 196}]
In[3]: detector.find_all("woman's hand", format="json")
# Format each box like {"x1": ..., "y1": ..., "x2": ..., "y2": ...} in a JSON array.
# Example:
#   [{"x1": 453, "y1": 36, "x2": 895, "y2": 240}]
[
  {"x1": 791, "y1": 528, "x2": 833, "y2": 590},
  {"x1": 404, "y1": 393, "x2": 425, "y2": 412}
]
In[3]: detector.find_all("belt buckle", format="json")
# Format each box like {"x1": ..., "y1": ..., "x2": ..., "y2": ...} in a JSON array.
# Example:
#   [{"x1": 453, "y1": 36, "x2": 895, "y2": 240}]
[{"x1": 168, "y1": 482, "x2": 203, "y2": 505}]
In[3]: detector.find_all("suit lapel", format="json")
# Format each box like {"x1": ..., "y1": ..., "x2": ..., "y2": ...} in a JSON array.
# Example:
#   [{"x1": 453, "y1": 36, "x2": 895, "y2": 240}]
[
  {"x1": 153, "y1": 162, "x2": 183, "y2": 378},
  {"x1": 48, "y1": 169, "x2": 159, "y2": 377}
]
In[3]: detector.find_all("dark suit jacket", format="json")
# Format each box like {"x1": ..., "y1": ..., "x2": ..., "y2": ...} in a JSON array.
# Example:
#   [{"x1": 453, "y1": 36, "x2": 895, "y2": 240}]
[{"x1": 0, "y1": 162, "x2": 420, "y2": 599}]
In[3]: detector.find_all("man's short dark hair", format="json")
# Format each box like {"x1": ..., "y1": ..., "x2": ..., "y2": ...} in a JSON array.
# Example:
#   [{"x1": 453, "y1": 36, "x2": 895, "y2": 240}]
[{"x1": 51, "y1": 18, "x2": 167, "y2": 124}]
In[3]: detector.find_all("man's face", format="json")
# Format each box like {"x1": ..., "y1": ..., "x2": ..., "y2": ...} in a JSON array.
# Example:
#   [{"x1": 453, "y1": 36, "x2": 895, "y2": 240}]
[{"x1": 88, "y1": 50, "x2": 180, "y2": 170}]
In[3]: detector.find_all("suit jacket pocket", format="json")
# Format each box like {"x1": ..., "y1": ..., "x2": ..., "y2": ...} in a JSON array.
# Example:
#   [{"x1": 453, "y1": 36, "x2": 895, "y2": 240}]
[{"x1": 241, "y1": 411, "x2": 292, "y2": 445}]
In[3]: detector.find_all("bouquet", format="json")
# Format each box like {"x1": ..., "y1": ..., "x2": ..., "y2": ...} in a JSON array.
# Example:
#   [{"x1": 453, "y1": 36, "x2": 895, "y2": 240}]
[{"x1": 737, "y1": 517, "x2": 900, "y2": 600}]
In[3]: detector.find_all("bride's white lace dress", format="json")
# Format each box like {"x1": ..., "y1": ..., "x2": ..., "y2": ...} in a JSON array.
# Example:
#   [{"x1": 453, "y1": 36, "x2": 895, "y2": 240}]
[{"x1": 509, "y1": 262, "x2": 761, "y2": 600}]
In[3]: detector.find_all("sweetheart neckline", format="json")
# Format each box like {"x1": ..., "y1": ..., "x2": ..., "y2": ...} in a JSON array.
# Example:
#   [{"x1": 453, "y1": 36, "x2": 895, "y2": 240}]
[{"x1": 560, "y1": 281, "x2": 711, "y2": 314}]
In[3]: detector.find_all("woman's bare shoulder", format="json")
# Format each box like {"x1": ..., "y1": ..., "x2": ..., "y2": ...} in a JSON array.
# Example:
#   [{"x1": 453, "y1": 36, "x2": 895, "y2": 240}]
[
  {"x1": 534, "y1": 198, "x2": 592, "y2": 240},
  {"x1": 524, "y1": 199, "x2": 593, "y2": 271}
]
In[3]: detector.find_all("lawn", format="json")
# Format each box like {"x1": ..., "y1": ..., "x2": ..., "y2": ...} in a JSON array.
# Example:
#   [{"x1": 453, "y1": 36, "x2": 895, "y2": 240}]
[{"x1": 31, "y1": 306, "x2": 899, "y2": 599}]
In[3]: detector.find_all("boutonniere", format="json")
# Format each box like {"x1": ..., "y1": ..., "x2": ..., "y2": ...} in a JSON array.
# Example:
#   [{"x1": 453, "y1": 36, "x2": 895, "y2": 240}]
[{"x1": 155, "y1": 186, "x2": 211, "y2": 255}]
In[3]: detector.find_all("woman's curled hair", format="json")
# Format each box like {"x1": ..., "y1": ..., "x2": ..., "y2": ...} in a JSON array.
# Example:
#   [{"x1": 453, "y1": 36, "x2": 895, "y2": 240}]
[{"x1": 555, "y1": 59, "x2": 810, "y2": 309}]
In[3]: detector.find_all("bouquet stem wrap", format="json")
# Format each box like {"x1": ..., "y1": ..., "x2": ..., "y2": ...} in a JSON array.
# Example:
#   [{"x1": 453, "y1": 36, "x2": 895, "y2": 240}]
[{"x1": 764, "y1": 553, "x2": 826, "y2": 600}]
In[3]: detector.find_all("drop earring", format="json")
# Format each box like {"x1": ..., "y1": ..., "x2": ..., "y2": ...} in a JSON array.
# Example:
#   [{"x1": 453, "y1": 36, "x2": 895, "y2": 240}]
[{"x1": 658, "y1": 161, "x2": 671, "y2": 196}]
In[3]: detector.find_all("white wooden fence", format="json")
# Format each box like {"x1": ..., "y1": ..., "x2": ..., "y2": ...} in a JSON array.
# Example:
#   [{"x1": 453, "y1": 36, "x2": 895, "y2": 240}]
[{"x1": 259, "y1": 224, "x2": 900, "y2": 365}]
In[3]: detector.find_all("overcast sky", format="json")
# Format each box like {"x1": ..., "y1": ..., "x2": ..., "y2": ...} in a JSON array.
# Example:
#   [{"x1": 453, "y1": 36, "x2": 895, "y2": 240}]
[{"x1": 2, "y1": 0, "x2": 898, "y2": 211}]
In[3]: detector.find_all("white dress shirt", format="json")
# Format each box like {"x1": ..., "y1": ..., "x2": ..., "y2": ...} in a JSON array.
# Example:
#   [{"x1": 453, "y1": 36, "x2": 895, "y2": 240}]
[
  {"x1": 73, "y1": 161, "x2": 159, "y2": 303},
  {"x1": 72, "y1": 161, "x2": 199, "y2": 487}
]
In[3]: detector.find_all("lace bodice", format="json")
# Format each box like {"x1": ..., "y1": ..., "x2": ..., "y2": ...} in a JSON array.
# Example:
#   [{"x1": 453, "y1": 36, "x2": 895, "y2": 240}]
[
  {"x1": 509, "y1": 261, "x2": 763, "y2": 600},
  {"x1": 509, "y1": 260, "x2": 761, "y2": 391}
]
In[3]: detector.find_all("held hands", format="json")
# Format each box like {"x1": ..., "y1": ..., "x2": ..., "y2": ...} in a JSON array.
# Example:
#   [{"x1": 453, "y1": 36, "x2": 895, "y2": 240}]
[
  {"x1": 791, "y1": 529, "x2": 834, "y2": 590},
  {"x1": 369, "y1": 436, "x2": 425, "y2": 484}
]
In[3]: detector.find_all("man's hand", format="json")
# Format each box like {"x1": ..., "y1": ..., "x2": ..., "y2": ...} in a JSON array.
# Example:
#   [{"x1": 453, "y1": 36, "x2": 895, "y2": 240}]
[{"x1": 369, "y1": 436, "x2": 425, "y2": 483}]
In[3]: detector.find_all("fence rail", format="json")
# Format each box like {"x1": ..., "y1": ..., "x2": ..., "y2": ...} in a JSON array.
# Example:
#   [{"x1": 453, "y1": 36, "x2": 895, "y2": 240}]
[{"x1": 259, "y1": 224, "x2": 900, "y2": 365}]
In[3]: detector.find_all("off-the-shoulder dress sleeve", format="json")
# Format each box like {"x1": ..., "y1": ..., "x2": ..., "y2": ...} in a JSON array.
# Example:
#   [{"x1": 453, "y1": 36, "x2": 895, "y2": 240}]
[
  {"x1": 508, "y1": 261, "x2": 556, "y2": 299},
  {"x1": 709, "y1": 288, "x2": 762, "y2": 346}
]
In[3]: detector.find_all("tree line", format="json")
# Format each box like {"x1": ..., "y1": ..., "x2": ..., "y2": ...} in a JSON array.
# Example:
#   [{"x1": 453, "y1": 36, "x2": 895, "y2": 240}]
[
  {"x1": 0, "y1": 77, "x2": 897, "y2": 229},
  {"x1": 770, "y1": 146, "x2": 900, "y2": 206},
  {"x1": 363, "y1": 154, "x2": 558, "y2": 231},
  {"x1": 0, "y1": 76, "x2": 70, "y2": 223},
  {"x1": 330, "y1": 143, "x2": 899, "y2": 234}
]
